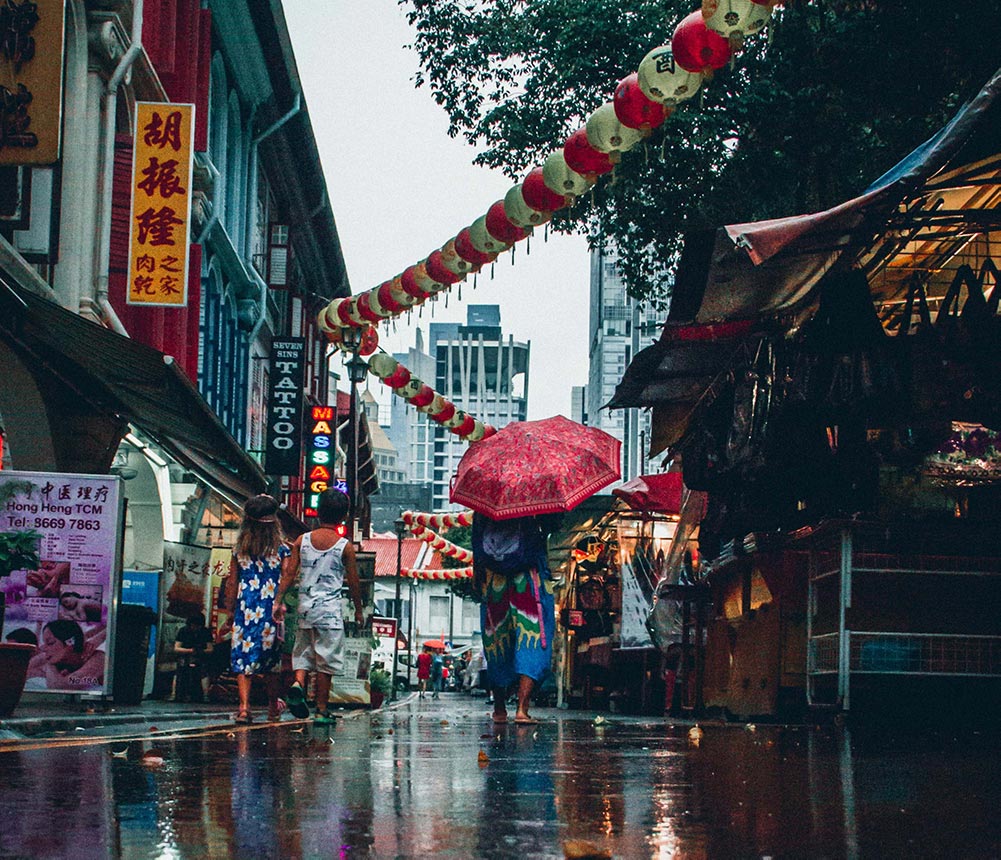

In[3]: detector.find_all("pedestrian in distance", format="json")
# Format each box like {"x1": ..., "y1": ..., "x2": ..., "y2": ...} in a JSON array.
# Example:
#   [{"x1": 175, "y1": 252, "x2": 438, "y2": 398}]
[
  {"x1": 416, "y1": 646, "x2": 432, "y2": 698},
  {"x1": 473, "y1": 512, "x2": 560, "y2": 726},
  {"x1": 224, "y1": 494, "x2": 288, "y2": 724},
  {"x1": 431, "y1": 651, "x2": 444, "y2": 699},
  {"x1": 174, "y1": 611, "x2": 212, "y2": 703},
  {"x1": 274, "y1": 488, "x2": 365, "y2": 724}
]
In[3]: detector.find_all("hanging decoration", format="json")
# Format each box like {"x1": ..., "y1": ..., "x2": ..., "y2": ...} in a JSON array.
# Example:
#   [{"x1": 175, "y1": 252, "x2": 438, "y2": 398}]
[
  {"x1": 402, "y1": 567, "x2": 474, "y2": 581},
  {"x1": 314, "y1": 3, "x2": 775, "y2": 338},
  {"x1": 401, "y1": 510, "x2": 474, "y2": 531},
  {"x1": 408, "y1": 523, "x2": 474, "y2": 564}
]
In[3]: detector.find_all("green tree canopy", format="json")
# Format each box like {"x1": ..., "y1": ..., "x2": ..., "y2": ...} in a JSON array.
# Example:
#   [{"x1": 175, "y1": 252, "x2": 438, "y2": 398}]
[{"x1": 401, "y1": 0, "x2": 1000, "y2": 305}]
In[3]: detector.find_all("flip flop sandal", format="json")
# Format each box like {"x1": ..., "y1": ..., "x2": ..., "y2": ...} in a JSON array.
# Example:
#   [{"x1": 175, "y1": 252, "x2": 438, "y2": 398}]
[
  {"x1": 313, "y1": 711, "x2": 336, "y2": 725},
  {"x1": 234, "y1": 710, "x2": 253, "y2": 725},
  {"x1": 285, "y1": 684, "x2": 310, "y2": 719}
]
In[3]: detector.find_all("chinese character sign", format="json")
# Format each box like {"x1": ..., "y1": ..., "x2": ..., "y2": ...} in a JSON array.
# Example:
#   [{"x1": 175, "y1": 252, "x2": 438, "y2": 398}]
[
  {"x1": 0, "y1": 0, "x2": 64, "y2": 165},
  {"x1": 127, "y1": 102, "x2": 195, "y2": 307},
  {"x1": 0, "y1": 470, "x2": 123, "y2": 696}
]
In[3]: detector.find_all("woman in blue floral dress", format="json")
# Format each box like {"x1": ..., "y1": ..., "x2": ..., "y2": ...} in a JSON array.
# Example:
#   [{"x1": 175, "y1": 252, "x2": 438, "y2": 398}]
[{"x1": 224, "y1": 494, "x2": 289, "y2": 724}]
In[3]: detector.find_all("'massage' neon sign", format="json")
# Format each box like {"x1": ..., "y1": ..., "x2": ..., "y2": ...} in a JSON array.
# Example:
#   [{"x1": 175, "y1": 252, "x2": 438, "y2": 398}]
[{"x1": 304, "y1": 405, "x2": 347, "y2": 517}]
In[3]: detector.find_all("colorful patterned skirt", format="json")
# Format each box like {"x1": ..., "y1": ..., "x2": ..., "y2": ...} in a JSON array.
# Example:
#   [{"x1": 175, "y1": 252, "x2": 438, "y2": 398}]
[{"x1": 481, "y1": 567, "x2": 555, "y2": 688}]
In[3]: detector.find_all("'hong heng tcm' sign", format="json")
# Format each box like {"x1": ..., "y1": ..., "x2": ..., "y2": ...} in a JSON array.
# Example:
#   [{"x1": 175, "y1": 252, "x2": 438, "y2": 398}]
[
  {"x1": 0, "y1": 0, "x2": 65, "y2": 165},
  {"x1": 265, "y1": 338, "x2": 306, "y2": 476},
  {"x1": 127, "y1": 102, "x2": 195, "y2": 307}
]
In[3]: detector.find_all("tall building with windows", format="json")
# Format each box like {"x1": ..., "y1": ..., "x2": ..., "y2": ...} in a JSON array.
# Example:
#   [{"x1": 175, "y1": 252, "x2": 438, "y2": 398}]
[
  {"x1": 584, "y1": 248, "x2": 664, "y2": 483},
  {"x1": 385, "y1": 327, "x2": 437, "y2": 486}
]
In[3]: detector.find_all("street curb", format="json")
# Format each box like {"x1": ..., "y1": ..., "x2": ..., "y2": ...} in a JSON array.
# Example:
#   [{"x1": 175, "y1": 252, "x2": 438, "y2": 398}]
[{"x1": 0, "y1": 709, "x2": 234, "y2": 738}]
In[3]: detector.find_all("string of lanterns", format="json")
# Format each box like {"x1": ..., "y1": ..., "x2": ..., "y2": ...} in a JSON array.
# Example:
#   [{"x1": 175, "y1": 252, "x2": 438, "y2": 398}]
[
  {"x1": 316, "y1": 0, "x2": 777, "y2": 340},
  {"x1": 368, "y1": 352, "x2": 496, "y2": 443},
  {"x1": 401, "y1": 510, "x2": 474, "y2": 531},
  {"x1": 409, "y1": 523, "x2": 475, "y2": 565},
  {"x1": 402, "y1": 566, "x2": 474, "y2": 581}
]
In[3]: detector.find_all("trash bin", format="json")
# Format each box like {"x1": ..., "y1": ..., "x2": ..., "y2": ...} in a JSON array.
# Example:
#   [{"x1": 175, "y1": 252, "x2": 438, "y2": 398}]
[{"x1": 113, "y1": 603, "x2": 157, "y2": 705}]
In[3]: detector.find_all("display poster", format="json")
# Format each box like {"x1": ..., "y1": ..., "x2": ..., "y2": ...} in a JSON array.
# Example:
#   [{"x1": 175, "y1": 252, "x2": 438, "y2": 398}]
[
  {"x1": 0, "y1": 470, "x2": 122, "y2": 695},
  {"x1": 328, "y1": 550, "x2": 375, "y2": 705},
  {"x1": 208, "y1": 546, "x2": 231, "y2": 639},
  {"x1": 617, "y1": 520, "x2": 675, "y2": 650},
  {"x1": 157, "y1": 541, "x2": 211, "y2": 672},
  {"x1": 121, "y1": 569, "x2": 160, "y2": 697},
  {"x1": 126, "y1": 102, "x2": 195, "y2": 306}
]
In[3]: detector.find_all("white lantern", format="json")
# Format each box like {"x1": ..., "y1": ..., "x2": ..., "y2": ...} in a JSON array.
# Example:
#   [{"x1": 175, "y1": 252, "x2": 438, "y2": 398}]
[
  {"x1": 368, "y1": 353, "x2": 398, "y2": 379},
  {"x1": 542, "y1": 151, "x2": 592, "y2": 198},
  {"x1": 503, "y1": 184, "x2": 551, "y2": 228},
  {"x1": 440, "y1": 238, "x2": 472, "y2": 276},
  {"x1": 469, "y1": 215, "x2": 511, "y2": 255},
  {"x1": 701, "y1": 0, "x2": 772, "y2": 48},
  {"x1": 585, "y1": 103, "x2": 644, "y2": 154},
  {"x1": 414, "y1": 261, "x2": 449, "y2": 295},
  {"x1": 397, "y1": 376, "x2": 425, "y2": 399},
  {"x1": 637, "y1": 46, "x2": 703, "y2": 106}
]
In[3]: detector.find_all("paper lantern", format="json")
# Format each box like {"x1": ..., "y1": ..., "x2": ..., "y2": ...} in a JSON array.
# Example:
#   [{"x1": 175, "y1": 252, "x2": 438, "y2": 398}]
[
  {"x1": 469, "y1": 214, "x2": 511, "y2": 255},
  {"x1": 408, "y1": 384, "x2": 435, "y2": 408},
  {"x1": 481, "y1": 425, "x2": 497, "y2": 439},
  {"x1": 443, "y1": 409, "x2": 468, "y2": 430},
  {"x1": 420, "y1": 393, "x2": 448, "y2": 416},
  {"x1": 585, "y1": 103, "x2": 644, "y2": 154},
  {"x1": 368, "y1": 353, "x2": 397, "y2": 379},
  {"x1": 702, "y1": 0, "x2": 771, "y2": 48},
  {"x1": 462, "y1": 421, "x2": 487, "y2": 443},
  {"x1": 334, "y1": 297, "x2": 360, "y2": 327},
  {"x1": 320, "y1": 325, "x2": 342, "y2": 346},
  {"x1": 485, "y1": 201, "x2": 528, "y2": 246},
  {"x1": 355, "y1": 290, "x2": 385, "y2": 323},
  {"x1": 522, "y1": 167, "x2": 567, "y2": 212},
  {"x1": 414, "y1": 260, "x2": 449, "y2": 294},
  {"x1": 376, "y1": 280, "x2": 407, "y2": 314},
  {"x1": 426, "y1": 249, "x2": 463, "y2": 285},
  {"x1": 385, "y1": 364, "x2": 411, "y2": 388},
  {"x1": 614, "y1": 73, "x2": 669, "y2": 130},
  {"x1": 358, "y1": 325, "x2": 379, "y2": 357},
  {"x1": 672, "y1": 10, "x2": 732, "y2": 74},
  {"x1": 451, "y1": 414, "x2": 477, "y2": 436},
  {"x1": 440, "y1": 238, "x2": 473, "y2": 276},
  {"x1": 401, "y1": 266, "x2": 432, "y2": 300},
  {"x1": 431, "y1": 399, "x2": 455, "y2": 423},
  {"x1": 542, "y1": 151, "x2": 592, "y2": 198},
  {"x1": 455, "y1": 227, "x2": 496, "y2": 266},
  {"x1": 637, "y1": 46, "x2": 703, "y2": 105},
  {"x1": 397, "y1": 376, "x2": 425, "y2": 399},
  {"x1": 316, "y1": 304, "x2": 338, "y2": 333},
  {"x1": 563, "y1": 127, "x2": 614, "y2": 177},
  {"x1": 503, "y1": 184, "x2": 551, "y2": 228}
]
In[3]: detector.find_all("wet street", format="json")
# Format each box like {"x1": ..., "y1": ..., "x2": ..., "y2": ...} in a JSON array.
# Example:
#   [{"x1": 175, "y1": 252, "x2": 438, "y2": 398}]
[{"x1": 1, "y1": 695, "x2": 999, "y2": 859}]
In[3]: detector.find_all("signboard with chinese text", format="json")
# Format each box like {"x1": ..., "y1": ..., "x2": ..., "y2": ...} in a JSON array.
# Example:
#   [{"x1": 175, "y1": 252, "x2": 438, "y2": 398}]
[
  {"x1": 372, "y1": 616, "x2": 397, "y2": 640},
  {"x1": 265, "y1": 338, "x2": 306, "y2": 476},
  {"x1": 0, "y1": 470, "x2": 123, "y2": 696},
  {"x1": 157, "y1": 541, "x2": 211, "y2": 673},
  {"x1": 208, "y1": 546, "x2": 231, "y2": 640},
  {"x1": 127, "y1": 102, "x2": 195, "y2": 307},
  {"x1": 0, "y1": 0, "x2": 64, "y2": 165}
]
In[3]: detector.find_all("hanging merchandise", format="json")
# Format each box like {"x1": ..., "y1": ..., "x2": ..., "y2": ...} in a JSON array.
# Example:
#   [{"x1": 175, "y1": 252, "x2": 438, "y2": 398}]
[
  {"x1": 563, "y1": 127, "x2": 615, "y2": 177},
  {"x1": 672, "y1": 10, "x2": 732, "y2": 74},
  {"x1": 637, "y1": 46, "x2": 703, "y2": 105},
  {"x1": 701, "y1": 0, "x2": 772, "y2": 49},
  {"x1": 585, "y1": 102, "x2": 645, "y2": 154},
  {"x1": 614, "y1": 73, "x2": 670, "y2": 131},
  {"x1": 542, "y1": 151, "x2": 594, "y2": 198}
]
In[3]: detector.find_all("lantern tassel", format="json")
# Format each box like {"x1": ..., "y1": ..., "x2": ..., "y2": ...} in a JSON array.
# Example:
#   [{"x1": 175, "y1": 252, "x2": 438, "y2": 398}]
[{"x1": 490, "y1": 262, "x2": 495, "y2": 280}]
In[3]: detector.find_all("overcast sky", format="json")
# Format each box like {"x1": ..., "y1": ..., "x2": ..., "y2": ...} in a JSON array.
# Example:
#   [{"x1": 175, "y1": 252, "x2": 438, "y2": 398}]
[{"x1": 282, "y1": 0, "x2": 592, "y2": 422}]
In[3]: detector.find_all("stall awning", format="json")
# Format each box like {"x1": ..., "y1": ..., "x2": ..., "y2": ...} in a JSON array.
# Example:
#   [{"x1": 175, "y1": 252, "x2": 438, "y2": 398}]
[
  {"x1": 546, "y1": 495, "x2": 622, "y2": 577},
  {"x1": 0, "y1": 282, "x2": 268, "y2": 496}
]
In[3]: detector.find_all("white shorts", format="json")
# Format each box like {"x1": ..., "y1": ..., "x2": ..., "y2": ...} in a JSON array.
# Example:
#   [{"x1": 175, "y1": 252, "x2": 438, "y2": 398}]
[{"x1": 291, "y1": 626, "x2": 345, "y2": 675}]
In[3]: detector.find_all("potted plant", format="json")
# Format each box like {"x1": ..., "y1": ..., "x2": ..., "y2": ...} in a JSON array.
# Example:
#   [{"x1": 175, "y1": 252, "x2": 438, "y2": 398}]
[
  {"x1": 369, "y1": 667, "x2": 392, "y2": 710},
  {"x1": 0, "y1": 528, "x2": 42, "y2": 717}
]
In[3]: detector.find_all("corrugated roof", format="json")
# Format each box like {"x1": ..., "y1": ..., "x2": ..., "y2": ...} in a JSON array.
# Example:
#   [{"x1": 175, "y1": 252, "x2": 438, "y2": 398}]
[{"x1": 361, "y1": 536, "x2": 452, "y2": 577}]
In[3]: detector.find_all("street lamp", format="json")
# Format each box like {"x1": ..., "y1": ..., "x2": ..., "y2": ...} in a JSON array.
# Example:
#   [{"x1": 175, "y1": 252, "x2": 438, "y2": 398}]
[
  {"x1": 392, "y1": 516, "x2": 407, "y2": 701},
  {"x1": 341, "y1": 326, "x2": 368, "y2": 542}
]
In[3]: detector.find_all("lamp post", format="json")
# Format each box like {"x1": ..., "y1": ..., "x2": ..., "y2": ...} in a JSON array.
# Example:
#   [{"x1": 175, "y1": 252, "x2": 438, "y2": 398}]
[
  {"x1": 340, "y1": 326, "x2": 368, "y2": 542},
  {"x1": 407, "y1": 574, "x2": 417, "y2": 690},
  {"x1": 392, "y1": 516, "x2": 407, "y2": 701}
]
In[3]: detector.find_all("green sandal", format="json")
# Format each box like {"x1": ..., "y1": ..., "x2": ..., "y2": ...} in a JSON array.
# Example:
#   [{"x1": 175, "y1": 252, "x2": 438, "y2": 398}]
[
  {"x1": 313, "y1": 710, "x2": 335, "y2": 725},
  {"x1": 285, "y1": 683, "x2": 310, "y2": 719}
]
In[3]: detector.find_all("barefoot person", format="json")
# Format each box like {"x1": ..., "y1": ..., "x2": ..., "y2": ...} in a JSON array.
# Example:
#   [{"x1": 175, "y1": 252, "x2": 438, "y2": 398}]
[
  {"x1": 225, "y1": 494, "x2": 287, "y2": 724},
  {"x1": 274, "y1": 488, "x2": 364, "y2": 724},
  {"x1": 472, "y1": 513, "x2": 559, "y2": 726}
]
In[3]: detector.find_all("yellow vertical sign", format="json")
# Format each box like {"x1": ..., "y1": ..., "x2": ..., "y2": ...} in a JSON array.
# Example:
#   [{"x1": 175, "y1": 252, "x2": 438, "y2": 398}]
[{"x1": 127, "y1": 102, "x2": 195, "y2": 307}]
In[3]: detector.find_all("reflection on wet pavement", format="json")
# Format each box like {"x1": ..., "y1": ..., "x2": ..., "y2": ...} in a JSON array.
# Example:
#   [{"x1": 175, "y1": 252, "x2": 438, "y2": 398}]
[{"x1": 1, "y1": 696, "x2": 999, "y2": 858}]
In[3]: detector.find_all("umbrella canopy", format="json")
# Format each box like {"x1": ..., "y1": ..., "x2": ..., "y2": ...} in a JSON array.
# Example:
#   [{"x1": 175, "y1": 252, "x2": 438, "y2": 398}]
[
  {"x1": 423, "y1": 639, "x2": 447, "y2": 651},
  {"x1": 450, "y1": 415, "x2": 621, "y2": 520}
]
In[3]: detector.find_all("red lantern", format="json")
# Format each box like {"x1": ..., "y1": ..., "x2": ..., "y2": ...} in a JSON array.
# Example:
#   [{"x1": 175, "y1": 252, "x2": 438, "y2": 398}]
[
  {"x1": 481, "y1": 425, "x2": 497, "y2": 439},
  {"x1": 425, "y1": 249, "x2": 462, "y2": 285},
  {"x1": 485, "y1": 201, "x2": 527, "y2": 245},
  {"x1": 385, "y1": 365, "x2": 411, "y2": 388},
  {"x1": 355, "y1": 291, "x2": 384, "y2": 323},
  {"x1": 672, "y1": 10, "x2": 732, "y2": 74},
  {"x1": 614, "y1": 73, "x2": 669, "y2": 131},
  {"x1": 431, "y1": 400, "x2": 455, "y2": 423},
  {"x1": 358, "y1": 325, "x2": 379, "y2": 357},
  {"x1": 335, "y1": 298, "x2": 357, "y2": 327},
  {"x1": 521, "y1": 167, "x2": 567, "y2": 212},
  {"x1": 408, "y1": 384, "x2": 435, "y2": 408},
  {"x1": 401, "y1": 266, "x2": 432, "y2": 300},
  {"x1": 451, "y1": 414, "x2": 477, "y2": 436},
  {"x1": 376, "y1": 281, "x2": 406, "y2": 314},
  {"x1": 454, "y1": 227, "x2": 496, "y2": 267},
  {"x1": 563, "y1": 127, "x2": 614, "y2": 177}
]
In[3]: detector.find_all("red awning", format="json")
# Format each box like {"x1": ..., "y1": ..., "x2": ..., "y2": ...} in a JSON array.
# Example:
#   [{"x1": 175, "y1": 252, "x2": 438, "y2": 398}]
[{"x1": 612, "y1": 472, "x2": 684, "y2": 514}]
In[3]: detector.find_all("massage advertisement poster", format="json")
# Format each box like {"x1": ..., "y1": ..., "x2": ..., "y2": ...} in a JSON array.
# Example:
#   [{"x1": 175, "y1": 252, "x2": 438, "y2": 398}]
[
  {"x1": 158, "y1": 541, "x2": 211, "y2": 672},
  {"x1": 0, "y1": 470, "x2": 123, "y2": 696}
]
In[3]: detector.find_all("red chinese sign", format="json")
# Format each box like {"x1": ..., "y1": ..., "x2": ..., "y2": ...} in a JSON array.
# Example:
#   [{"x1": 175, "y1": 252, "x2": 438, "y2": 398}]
[
  {"x1": 372, "y1": 617, "x2": 398, "y2": 640},
  {"x1": 127, "y1": 102, "x2": 194, "y2": 307}
]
